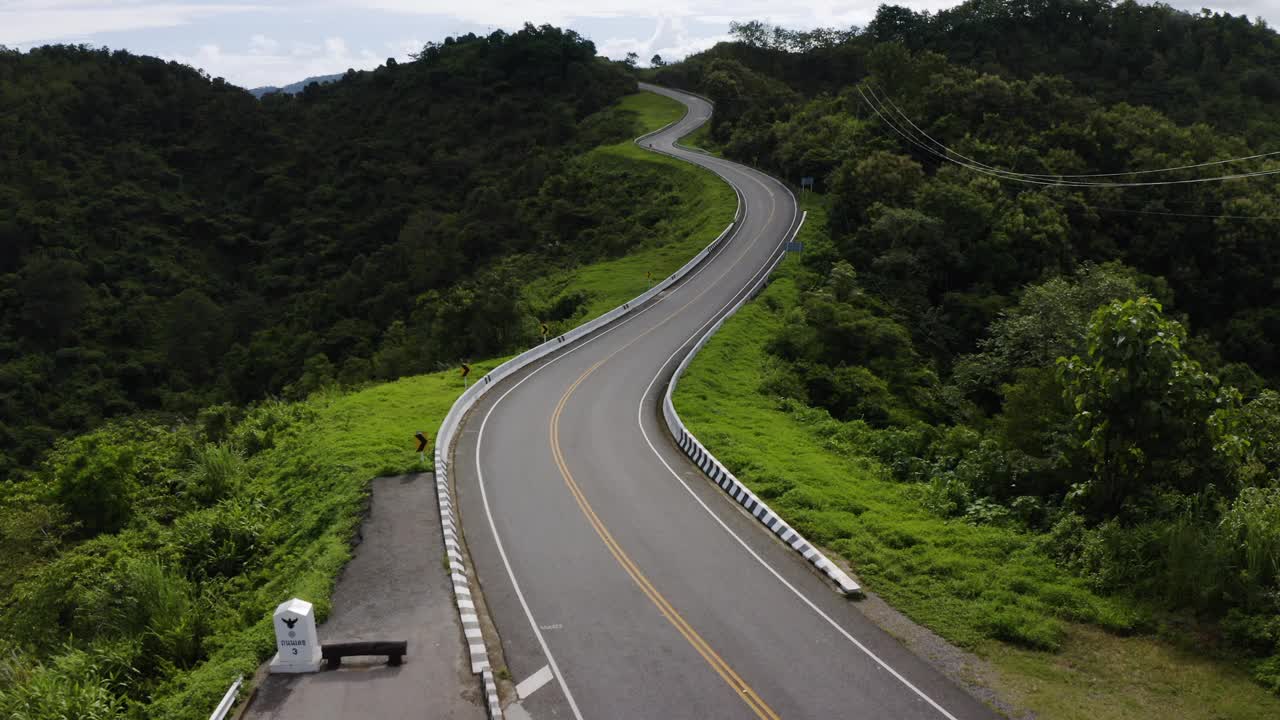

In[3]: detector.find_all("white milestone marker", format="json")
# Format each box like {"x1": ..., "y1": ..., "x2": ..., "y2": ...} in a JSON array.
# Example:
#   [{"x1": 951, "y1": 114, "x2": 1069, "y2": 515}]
[{"x1": 269, "y1": 597, "x2": 323, "y2": 673}]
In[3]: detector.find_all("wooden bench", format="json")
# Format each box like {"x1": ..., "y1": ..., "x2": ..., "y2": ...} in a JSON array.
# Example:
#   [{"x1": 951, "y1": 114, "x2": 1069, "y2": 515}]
[{"x1": 321, "y1": 641, "x2": 408, "y2": 668}]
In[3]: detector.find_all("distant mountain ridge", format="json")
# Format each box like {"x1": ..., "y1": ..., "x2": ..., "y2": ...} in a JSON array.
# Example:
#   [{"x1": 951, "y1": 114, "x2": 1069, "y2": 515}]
[{"x1": 249, "y1": 72, "x2": 343, "y2": 98}]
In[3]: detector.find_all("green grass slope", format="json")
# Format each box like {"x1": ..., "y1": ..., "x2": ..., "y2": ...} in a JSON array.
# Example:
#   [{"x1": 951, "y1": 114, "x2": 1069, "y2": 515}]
[
  {"x1": 525, "y1": 93, "x2": 736, "y2": 326},
  {"x1": 671, "y1": 198, "x2": 1280, "y2": 720},
  {"x1": 0, "y1": 89, "x2": 738, "y2": 718}
]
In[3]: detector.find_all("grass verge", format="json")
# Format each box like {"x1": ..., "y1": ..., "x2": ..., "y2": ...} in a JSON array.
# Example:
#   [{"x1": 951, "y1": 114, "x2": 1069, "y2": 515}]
[
  {"x1": 617, "y1": 91, "x2": 685, "y2": 135},
  {"x1": 524, "y1": 92, "x2": 736, "y2": 324},
  {"x1": 149, "y1": 358, "x2": 508, "y2": 716},
  {"x1": 679, "y1": 122, "x2": 720, "y2": 156},
  {"x1": 671, "y1": 196, "x2": 1280, "y2": 719}
]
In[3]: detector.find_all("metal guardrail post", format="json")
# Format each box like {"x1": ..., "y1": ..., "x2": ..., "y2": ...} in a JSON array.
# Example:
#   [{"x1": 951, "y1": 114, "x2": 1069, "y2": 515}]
[{"x1": 209, "y1": 675, "x2": 243, "y2": 720}]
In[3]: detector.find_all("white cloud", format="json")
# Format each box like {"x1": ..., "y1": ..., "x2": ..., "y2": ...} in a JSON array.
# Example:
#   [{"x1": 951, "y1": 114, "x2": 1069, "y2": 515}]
[
  {"x1": 4, "y1": 1, "x2": 1278, "y2": 87},
  {"x1": 168, "y1": 32, "x2": 394, "y2": 88},
  {"x1": 651, "y1": 34, "x2": 732, "y2": 65},
  {"x1": 386, "y1": 36, "x2": 425, "y2": 58},
  {"x1": 323, "y1": 36, "x2": 347, "y2": 56},
  {"x1": 4, "y1": 1, "x2": 1277, "y2": 50},
  {"x1": 248, "y1": 33, "x2": 278, "y2": 54},
  {"x1": 596, "y1": 13, "x2": 732, "y2": 66},
  {"x1": 0, "y1": 2, "x2": 262, "y2": 46}
]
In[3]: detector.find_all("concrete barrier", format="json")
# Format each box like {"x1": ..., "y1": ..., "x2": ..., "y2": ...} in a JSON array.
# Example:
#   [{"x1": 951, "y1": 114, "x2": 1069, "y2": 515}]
[{"x1": 660, "y1": 211, "x2": 863, "y2": 598}]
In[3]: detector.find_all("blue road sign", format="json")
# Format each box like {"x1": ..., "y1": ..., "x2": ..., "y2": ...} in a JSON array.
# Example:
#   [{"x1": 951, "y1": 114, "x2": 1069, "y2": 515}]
[{"x1": 786, "y1": 241, "x2": 803, "y2": 252}]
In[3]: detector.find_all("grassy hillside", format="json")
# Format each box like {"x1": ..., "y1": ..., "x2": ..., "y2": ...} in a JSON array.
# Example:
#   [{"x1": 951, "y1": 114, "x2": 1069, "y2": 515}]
[
  {"x1": 526, "y1": 93, "x2": 737, "y2": 326},
  {"x1": 673, "y1": 197, "x2": 1280, "y2": 719},
  {"x1": 0, "y1": 89, "x2": 735, "y2": 718}
]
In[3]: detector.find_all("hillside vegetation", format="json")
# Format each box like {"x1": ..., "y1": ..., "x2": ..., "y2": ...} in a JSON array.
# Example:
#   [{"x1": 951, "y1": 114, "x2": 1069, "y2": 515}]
[
  {"x1": 0, "y1": 35, "x2": 737, "y2": 718},
  {"x1": 659, "y1": 0, "x2": 1280, "y2": 707},
  {"x1": 676, "y1": 201, "x2": 1280, "y2": 718},
  {"x1": 0, "y1": 26, "x2": 636, "y2": 476}
]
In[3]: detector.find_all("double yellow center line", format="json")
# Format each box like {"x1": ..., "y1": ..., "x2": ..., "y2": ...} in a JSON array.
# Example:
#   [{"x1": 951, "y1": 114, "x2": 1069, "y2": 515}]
[
  {"x1": 550, "y1": 359, "x2": 780, "y2": 719},
  {"x1": 544, "y1": 188, "x2": 787, "y2": 718}
]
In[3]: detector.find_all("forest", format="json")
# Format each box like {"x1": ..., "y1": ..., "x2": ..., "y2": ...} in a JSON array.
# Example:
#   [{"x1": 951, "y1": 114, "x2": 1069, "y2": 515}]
[
  {"x1": 0, "y1": 25, "x2": 635, "y2": 477},
  {"x1": 4, "y1": 0, "x2": 1280, "y2": 714},
  {"x1": 653, "y1": 0, "x2": 1280, "y2": 693},
  {"x1": 0, "y1": 25, "x2": 702, "y2": 717}
]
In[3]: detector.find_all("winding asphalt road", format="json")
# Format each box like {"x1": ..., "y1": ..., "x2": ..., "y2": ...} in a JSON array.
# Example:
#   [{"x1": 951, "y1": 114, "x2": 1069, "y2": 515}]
[{"x1": 452, "y1": 85, "x2": 999, "y2": 720}]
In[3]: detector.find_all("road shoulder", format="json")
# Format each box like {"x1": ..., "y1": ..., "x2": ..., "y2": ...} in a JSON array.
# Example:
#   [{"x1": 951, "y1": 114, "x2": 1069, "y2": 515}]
[{"x1": 244, "y1": 473, "x2": 485, "y2": 720}]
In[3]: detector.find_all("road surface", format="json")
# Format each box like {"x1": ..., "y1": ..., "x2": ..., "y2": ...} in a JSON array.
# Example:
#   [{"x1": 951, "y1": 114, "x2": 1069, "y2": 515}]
[{"x1": 452, "y1": 84, "x2": 998, "y2": 720}]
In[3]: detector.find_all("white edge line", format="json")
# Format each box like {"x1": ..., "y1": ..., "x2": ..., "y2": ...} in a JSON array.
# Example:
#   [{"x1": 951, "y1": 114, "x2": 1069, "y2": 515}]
[
  {"x1": 515, "y1": 665, "x2": 555, "y2": 700},
  {"x1": 478, "y1": 375, "x2": 585, "y2": 720},
  {"x1": 465, "y1": 88, "x2": 819, "y2": 719},
  {"x1": 438, "y1": 91, "x2": 743, "y2": 719},
  {"x1": 471, "y1": 176, "x2": 749, "y2": 720},
  {"x1": 639, "y1": 402, "x2": 962, "y2": 720},
  {"x1": 636, "y1": 204, "x2": 962, "y2": 720}
]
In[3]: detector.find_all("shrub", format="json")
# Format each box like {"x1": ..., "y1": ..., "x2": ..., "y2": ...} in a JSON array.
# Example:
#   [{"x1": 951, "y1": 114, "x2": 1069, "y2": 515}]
[
  {"x1": 983, "y1": 604, "x2": 1066, "y2": 651},
  {"x1": 1159, "y1": 507, "x2": 1226, "y2": 612},
  {"x1": 49, "y1": 437, "x2": 137, "y2": 536},
  {"x1": 1253, "y1": 653, "x2": 1280, "y2": 693},
  {"x1": 182, "y1": 444, "x2": 246, "y2": 506},
  {"x1": 0, "y1": 651, "x2": 128, "y2": 720},
  {"x1": 964, "y1": 497, "x2": 1012, "y2": 526},
  {"x1": 868, "y1": 424, "x2": 934, "y2": 482},
  {"x1": 2, "y1": 536, "x2": 137, "y2": 649},
  {"x1": 173, "y1": 499, "x2": 271, "y2": 581},
  {"x1": 1221, "y1": 488, "x2": 1280, "y2": 598},
  {"x1": 1222, "y1": 608, "x2": 1280, "y2": 656},
  {"x1": 920, "y1": 471, "x2": 972, "y2": 517},
  {"x1": 228, "y1": 399, "x2": 314, "y2": 456}
]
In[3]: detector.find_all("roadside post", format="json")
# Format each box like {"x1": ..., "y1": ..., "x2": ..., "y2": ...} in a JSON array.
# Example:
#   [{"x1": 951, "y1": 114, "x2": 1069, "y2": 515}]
[
  {"x1": 461, "y1": 363, "x2": 471, "y2": 388},
  {"x1": 785, "y1": 240, "x2": 803, "y2": 262},
  {"x1": 415, "y1": 431, "x2": 429, "y2": 465},
  {"x1": 269, "y1": 598, "x2": 323, "y2": 673}
]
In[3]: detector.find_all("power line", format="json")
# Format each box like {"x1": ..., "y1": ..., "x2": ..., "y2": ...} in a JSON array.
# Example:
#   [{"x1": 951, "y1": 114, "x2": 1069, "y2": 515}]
[
  {"x1": 863, "y1": 84, "x2": 1280, "y2": 187},
  {"x1": 870, "y1": 86, "x2": 1280, "y2": 180},
  {"x1": 854, "y1": 85, "x2": 1077, "y2": 187},
  {"x1": 865, "y1": 84, "x2": 1280, "y2": 187},
  {"x1": 1085, "y1": 205, "x2": 1280, "y2": 221},
  {"x1": 857, "y1": 84, "x2": 1280, "y2": 188}
]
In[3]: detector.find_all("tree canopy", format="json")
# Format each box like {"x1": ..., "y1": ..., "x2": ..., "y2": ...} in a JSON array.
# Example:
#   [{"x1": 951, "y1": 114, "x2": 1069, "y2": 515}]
[
  {"x1": 0, "y1": 26, "x2": 634, "y2": 476},
  {"x1": 652, "y1": 0, "x2": 1280, "y2": 692}
]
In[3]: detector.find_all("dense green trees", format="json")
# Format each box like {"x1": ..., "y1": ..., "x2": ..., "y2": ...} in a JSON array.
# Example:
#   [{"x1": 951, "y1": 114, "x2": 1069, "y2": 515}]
[
  {"x1": 655, "y1": 0, "x2": 1280, "y2": 691},
  {"x1": 0, "y1": 27, "x2": 634, "y2": 477},
  {"x1": 1, "y1": 27, "x2": 745, "y2": 715},
  {"x1": 1059, "y1": 298, "x2": 1234, "y2": 516}
]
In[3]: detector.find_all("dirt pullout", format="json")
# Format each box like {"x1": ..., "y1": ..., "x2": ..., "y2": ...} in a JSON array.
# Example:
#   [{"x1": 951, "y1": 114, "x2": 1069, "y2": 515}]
[{"x1": 245, "y1": 473, "x2": 485, "y2": 720}]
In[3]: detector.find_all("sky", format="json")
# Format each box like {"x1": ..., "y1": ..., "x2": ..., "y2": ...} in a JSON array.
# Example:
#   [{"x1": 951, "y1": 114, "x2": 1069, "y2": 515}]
[{"x1": 2, "y1": 1, "x2": 1277, "y2": 90}]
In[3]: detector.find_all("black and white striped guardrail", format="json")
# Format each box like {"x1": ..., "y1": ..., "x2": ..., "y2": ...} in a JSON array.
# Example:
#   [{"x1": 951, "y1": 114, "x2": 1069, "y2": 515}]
[
  {"x1": 434, "y1": 470, "x2": 501, "y2": 718},
  {"x1": 661, "y1": 210, "x2": 862, "y2": 598},
  {"x1": 431, "y1": 105, "x2": 743, "y2": 718}
]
